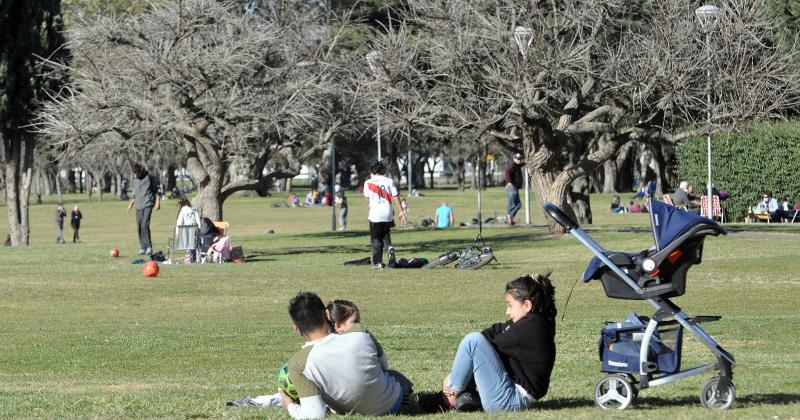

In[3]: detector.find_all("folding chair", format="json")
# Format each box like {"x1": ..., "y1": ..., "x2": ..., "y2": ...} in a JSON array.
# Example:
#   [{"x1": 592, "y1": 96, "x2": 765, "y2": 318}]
[
  {"x1": 213, "y1": 221, "x2": 229, "y2": 236},
  {"x1": 700, "y1": 195, "x2": 725, "y2": 223}
]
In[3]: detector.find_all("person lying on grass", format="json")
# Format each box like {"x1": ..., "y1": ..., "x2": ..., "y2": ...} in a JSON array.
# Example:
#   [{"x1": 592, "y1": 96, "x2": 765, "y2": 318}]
[
  {"x1": 441, "y1": 273, "x2": 557, "y2": 413},
  {"x1": 280, "y1": 292, "x2": 413, "y2": 419}
]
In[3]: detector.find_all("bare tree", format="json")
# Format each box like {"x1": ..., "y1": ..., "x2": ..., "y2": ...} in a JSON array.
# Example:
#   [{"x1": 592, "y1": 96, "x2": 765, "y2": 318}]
[
  {"x1": 36, "y1": 0, "x2": 366, "y2": 219},
  {"x1": 371, "y1": 0, "x2": 797, "y2": 232}
]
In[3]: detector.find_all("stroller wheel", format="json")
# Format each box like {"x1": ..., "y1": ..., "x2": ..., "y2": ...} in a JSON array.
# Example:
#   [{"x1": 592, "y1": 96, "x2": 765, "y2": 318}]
[
  {"x1": 594, "y1": 374, "x2": 635, "y2": 410},
  {"x1": 700, "y1": 376, "x2": 736, "y2": 410}
]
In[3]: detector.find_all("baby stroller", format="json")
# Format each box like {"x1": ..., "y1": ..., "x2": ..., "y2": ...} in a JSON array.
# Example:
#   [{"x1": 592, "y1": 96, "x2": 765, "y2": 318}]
[{"x1": 544, "y1": 199, "x2": 735, "y2": 410}]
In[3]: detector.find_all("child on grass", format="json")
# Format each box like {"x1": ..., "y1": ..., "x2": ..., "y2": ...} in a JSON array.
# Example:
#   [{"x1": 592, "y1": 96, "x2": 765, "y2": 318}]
[
  {"x1": 228, "y1": 299, "x2": 405, "y2": 413},
  {"x1": 440, "y1": 273, "x2": 557, "y2": 413}
]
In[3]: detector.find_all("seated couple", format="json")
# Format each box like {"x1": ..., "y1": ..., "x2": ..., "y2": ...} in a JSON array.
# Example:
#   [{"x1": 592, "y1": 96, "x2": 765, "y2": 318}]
[
  {"x1": 753, "y1": 191, "x2": 800, "y2": 222},
  {"x1": 241, "y1": 273, "x2": 556, "y2": 418}
]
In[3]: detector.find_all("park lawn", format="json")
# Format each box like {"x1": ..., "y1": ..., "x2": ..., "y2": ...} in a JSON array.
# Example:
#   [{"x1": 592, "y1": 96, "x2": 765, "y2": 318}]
[{"x1": 1, "y1": 188, "x2": 799, "y2": 418}]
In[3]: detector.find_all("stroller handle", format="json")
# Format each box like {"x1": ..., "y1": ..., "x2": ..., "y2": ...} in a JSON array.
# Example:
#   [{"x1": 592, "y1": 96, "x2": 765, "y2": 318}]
[{"x1": 544, "y1": 203, "x2": 579, "y2": 230}]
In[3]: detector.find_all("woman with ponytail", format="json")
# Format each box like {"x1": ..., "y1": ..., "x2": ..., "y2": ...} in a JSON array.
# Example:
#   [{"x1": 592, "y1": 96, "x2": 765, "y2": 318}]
[{"x1": 441, "y1": 273, "x2": 557, "y2": 412}]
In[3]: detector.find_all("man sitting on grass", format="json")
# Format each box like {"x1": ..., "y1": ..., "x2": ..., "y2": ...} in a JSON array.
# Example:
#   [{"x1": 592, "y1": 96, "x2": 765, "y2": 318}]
[{"x1": 281, "y1": 292, "x2": 410, "y2": 419}]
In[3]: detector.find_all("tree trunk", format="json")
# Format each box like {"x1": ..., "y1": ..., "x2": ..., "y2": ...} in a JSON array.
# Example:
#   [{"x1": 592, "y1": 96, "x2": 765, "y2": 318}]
[
  {"x1": 4, "y1": 137, "x2": 35, "y2": 246},
  {"x1": 115, "y1": 172, "x2": 122, "y2": 196},
  {"x1": 35, "y1": 169, "x2": 43, "y2": 205},
  {"x1": 43, "y1": 167, "x2": 52, "y2": 196},
  {"x1": 456, "y1": 158, "x2": 465, "y2": 191},
  {"x1": 182, "y1": 135, "x2": 225, "y2": 220},
  {"x1": 67, "y1": 169, "x2": 76, "y2": 193},
  {"x1": 427, "y1": 159, "x2": 436, "y2": 189},
  {"x1": 78, "y1": 169, "x2": 84, "y2": 194},
  {"x1": 569, "y1": 176, "x2": 592, "y2": 225},
  {"x1": 85, "y1": 171, "x2": 93, "y2": 201},
  {"x1": 384, "y1": 142, "x2": 401, "y2": 187},
  {"x1": 56, "y1": 168, "x2": 63, "y2": 202},
  {"x1": 602, "y1": 159, "x2": 618, "y2": 193},
  {"x1": 102, "y1": 172, "x2": 112, "y2": 193},
  {"x1": 166, "y1": 165, "x2": 177, "y2": 196}
]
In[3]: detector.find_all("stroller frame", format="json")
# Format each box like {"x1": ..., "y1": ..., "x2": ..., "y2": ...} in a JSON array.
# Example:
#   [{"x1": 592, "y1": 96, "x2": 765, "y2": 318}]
[{"x1": 544, "y1": 201, "x2": 736, "y2": 410}]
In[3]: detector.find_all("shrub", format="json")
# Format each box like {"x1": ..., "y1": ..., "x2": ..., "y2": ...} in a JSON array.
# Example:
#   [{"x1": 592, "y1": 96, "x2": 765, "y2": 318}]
[{"x1": 676, "y1": 121, "x2": 800, "y2": 222}]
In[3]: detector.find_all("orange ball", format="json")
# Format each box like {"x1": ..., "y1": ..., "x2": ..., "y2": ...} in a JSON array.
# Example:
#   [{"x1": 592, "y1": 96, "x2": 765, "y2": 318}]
[
  {"x1": 142, "y1": 261, "x2": 159, "y2": 277},
  {"x1": 109, "y1": 247, "x2": 119, "y2": 257}
]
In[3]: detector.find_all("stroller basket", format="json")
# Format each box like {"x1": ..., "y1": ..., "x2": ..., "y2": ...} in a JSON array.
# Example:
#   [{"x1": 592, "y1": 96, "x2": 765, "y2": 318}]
[{"x1": 599, "y1": 313, "x2": 683, "y2": 375}]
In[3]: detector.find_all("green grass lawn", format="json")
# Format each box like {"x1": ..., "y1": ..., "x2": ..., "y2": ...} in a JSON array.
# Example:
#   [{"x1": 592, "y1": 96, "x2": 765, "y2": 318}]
[{"x1": 1, "y1": 188, "x2": 799, "y2": 418}]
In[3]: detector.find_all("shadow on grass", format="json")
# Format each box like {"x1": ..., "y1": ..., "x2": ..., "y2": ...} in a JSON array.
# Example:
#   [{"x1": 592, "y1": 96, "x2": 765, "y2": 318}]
[
  {"x1": 592, "y1": 392, "x2": 800, "y2": 410},
  {"x1": 413, "y1": 392, "x2": 800, "y2": 413}
]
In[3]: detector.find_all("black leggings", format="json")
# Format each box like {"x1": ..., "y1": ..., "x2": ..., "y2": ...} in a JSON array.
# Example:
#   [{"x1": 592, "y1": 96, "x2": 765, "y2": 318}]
[
  {"x1": 369, "y1": 221, "x2": 392, "y2": 264},
  {"x1": 71, "y1": 223, "x2": 80, "y2": 243}
]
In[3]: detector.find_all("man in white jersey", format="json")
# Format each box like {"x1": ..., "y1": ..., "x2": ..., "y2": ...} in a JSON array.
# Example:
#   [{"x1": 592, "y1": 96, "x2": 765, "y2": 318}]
[
  {"x1": 280, "y1": 292, "x2": 409, "y2": 419},
  {"x1": 363, "y1": 161, "x2": 406, "y2": 269}
]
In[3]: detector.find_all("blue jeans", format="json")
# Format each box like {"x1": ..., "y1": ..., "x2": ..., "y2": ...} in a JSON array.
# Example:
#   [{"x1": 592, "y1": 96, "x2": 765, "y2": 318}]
[
  {"x1": 448, "y1": 332, "x2": 525, "y2": 412},
  {"x1": 506, "y1": 184, "x2": 521, "y2": 219}
]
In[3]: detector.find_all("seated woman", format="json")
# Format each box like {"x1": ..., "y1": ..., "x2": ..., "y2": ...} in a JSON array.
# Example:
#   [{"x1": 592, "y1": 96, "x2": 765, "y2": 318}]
[
  {"x1": 441, "y1": 273, "x2": 556, "y2": 413},
  {"x1": 207, "y1": 234, "x2": 232, "y2": 263},
  {"x1": 610, "y1": 196, "x2": 625, "y2": 213}
]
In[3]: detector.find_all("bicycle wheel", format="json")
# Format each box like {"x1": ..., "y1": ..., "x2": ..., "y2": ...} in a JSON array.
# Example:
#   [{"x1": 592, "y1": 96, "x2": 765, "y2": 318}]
[
  {"x1": 455, "y1": 252, "x2": 495, "y2": 270},
  {"x1": 422, "y1": 251, "x2": 459, "y2": 269}
]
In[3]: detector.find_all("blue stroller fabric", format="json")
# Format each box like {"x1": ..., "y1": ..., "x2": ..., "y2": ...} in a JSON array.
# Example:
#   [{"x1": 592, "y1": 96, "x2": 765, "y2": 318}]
[
  {"x1": 582, "y1": 200, "x2": 721, "y2": 282},
  {"x1": 598, "y1": 312, "x2": 683, "y2": 375},
  {"x1": 650, "y1": 199, "x2": 720, "y2": 250}
]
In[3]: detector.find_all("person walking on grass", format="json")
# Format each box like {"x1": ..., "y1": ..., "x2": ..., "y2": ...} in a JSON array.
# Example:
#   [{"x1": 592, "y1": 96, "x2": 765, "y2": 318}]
[
  {"x1": 504, "y1": 153, "x2": 524, "y2": 226},
  {"x1": 70, "y1": 205, "x2": 83, "y2": 243},
  {"x1": 127, "y1": 163, "x2": 161, "y2": 255},
  {"x1": 363, "y1": 161, "x2": 406, "y2": 269},
  {"x1": 55, "y1": 202, "x2": 67, "y2": 244}
]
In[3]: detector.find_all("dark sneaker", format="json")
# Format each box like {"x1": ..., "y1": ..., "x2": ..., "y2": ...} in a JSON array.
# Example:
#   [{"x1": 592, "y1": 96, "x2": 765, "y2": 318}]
[
  {"x1": 455, "y1": 391, "x2": 482, "y2": 412},
  {"x1": 226, "y1": 396, "x2": 259, "y2": 407},
  {"x1": 417, "y1": 391, "x2": 450, "y2": 414}
]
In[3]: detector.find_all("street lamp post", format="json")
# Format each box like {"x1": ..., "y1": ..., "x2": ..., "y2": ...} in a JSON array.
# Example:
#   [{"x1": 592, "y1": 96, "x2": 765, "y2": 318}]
[
  {"x1": 695, "y1": 5, "x2": 720, "y2": 220},
  {"x1": 331, "y1": 137, "x2": 337, "y2": 231},
  {"x1": 366, "y1": 51, "x2": 383, "y2": 161},
  {"x1": 514, "y1": 26, "x2": 534, "y2": 225}
]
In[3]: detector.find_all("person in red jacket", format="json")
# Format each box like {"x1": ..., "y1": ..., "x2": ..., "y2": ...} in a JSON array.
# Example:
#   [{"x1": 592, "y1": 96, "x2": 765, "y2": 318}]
[
  {"x1": 504, "y1": 153, "x2": 525, "y2": 225},
  {"x1": 441, "y1": 273, "x2": 557, "y2": 412}
]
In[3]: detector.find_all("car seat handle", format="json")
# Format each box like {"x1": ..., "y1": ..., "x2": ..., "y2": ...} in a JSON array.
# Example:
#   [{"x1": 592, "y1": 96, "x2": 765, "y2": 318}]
[{"x1": 544, "y1": 203, "x2": 579, "y2": 230}]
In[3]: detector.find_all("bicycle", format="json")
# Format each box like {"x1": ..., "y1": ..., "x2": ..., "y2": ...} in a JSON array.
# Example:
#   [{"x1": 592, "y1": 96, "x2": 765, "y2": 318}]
[{"x1": 422, "y1": 235, "x2": 496, "y2": 270}]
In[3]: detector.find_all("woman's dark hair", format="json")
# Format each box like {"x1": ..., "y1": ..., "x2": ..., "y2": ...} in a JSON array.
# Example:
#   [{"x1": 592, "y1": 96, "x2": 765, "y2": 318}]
[
  {"x1": 326, "y1": 299, "x2": 360, "y2": 327},
  {"x1": 506, "y1": 273, "x2": 557, "y2": 322},
  {"x1": 178, "y1": 197, "x2": 190, "y2": 207},
  {"x1": 370, "y1": 161, "x2": 386, "y2": 175}
]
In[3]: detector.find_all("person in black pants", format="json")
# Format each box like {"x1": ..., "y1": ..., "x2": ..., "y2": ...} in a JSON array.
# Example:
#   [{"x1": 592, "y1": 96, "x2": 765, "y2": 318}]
[
  {"x1": 70, "y1": 205, "x2": 83, "y2": 243},
  {"x1": 362, "y1": 162, "x2": 406, "y2": 269},
  {"x1": 127, "y1": 163, "x2": 161, "y2": 255}
]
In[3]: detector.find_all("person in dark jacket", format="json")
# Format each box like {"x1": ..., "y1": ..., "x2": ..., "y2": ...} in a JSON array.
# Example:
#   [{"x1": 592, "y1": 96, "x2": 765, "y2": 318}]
[
  {"x1": 441, "y1": 273, "x2": 556, "y2": 412},
  {"x1": 503, "y1": 153, "x2": 525, "y2": 226},
  {"x1": 70, "y1": 205, "x2": 83, "y2": 243}
]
